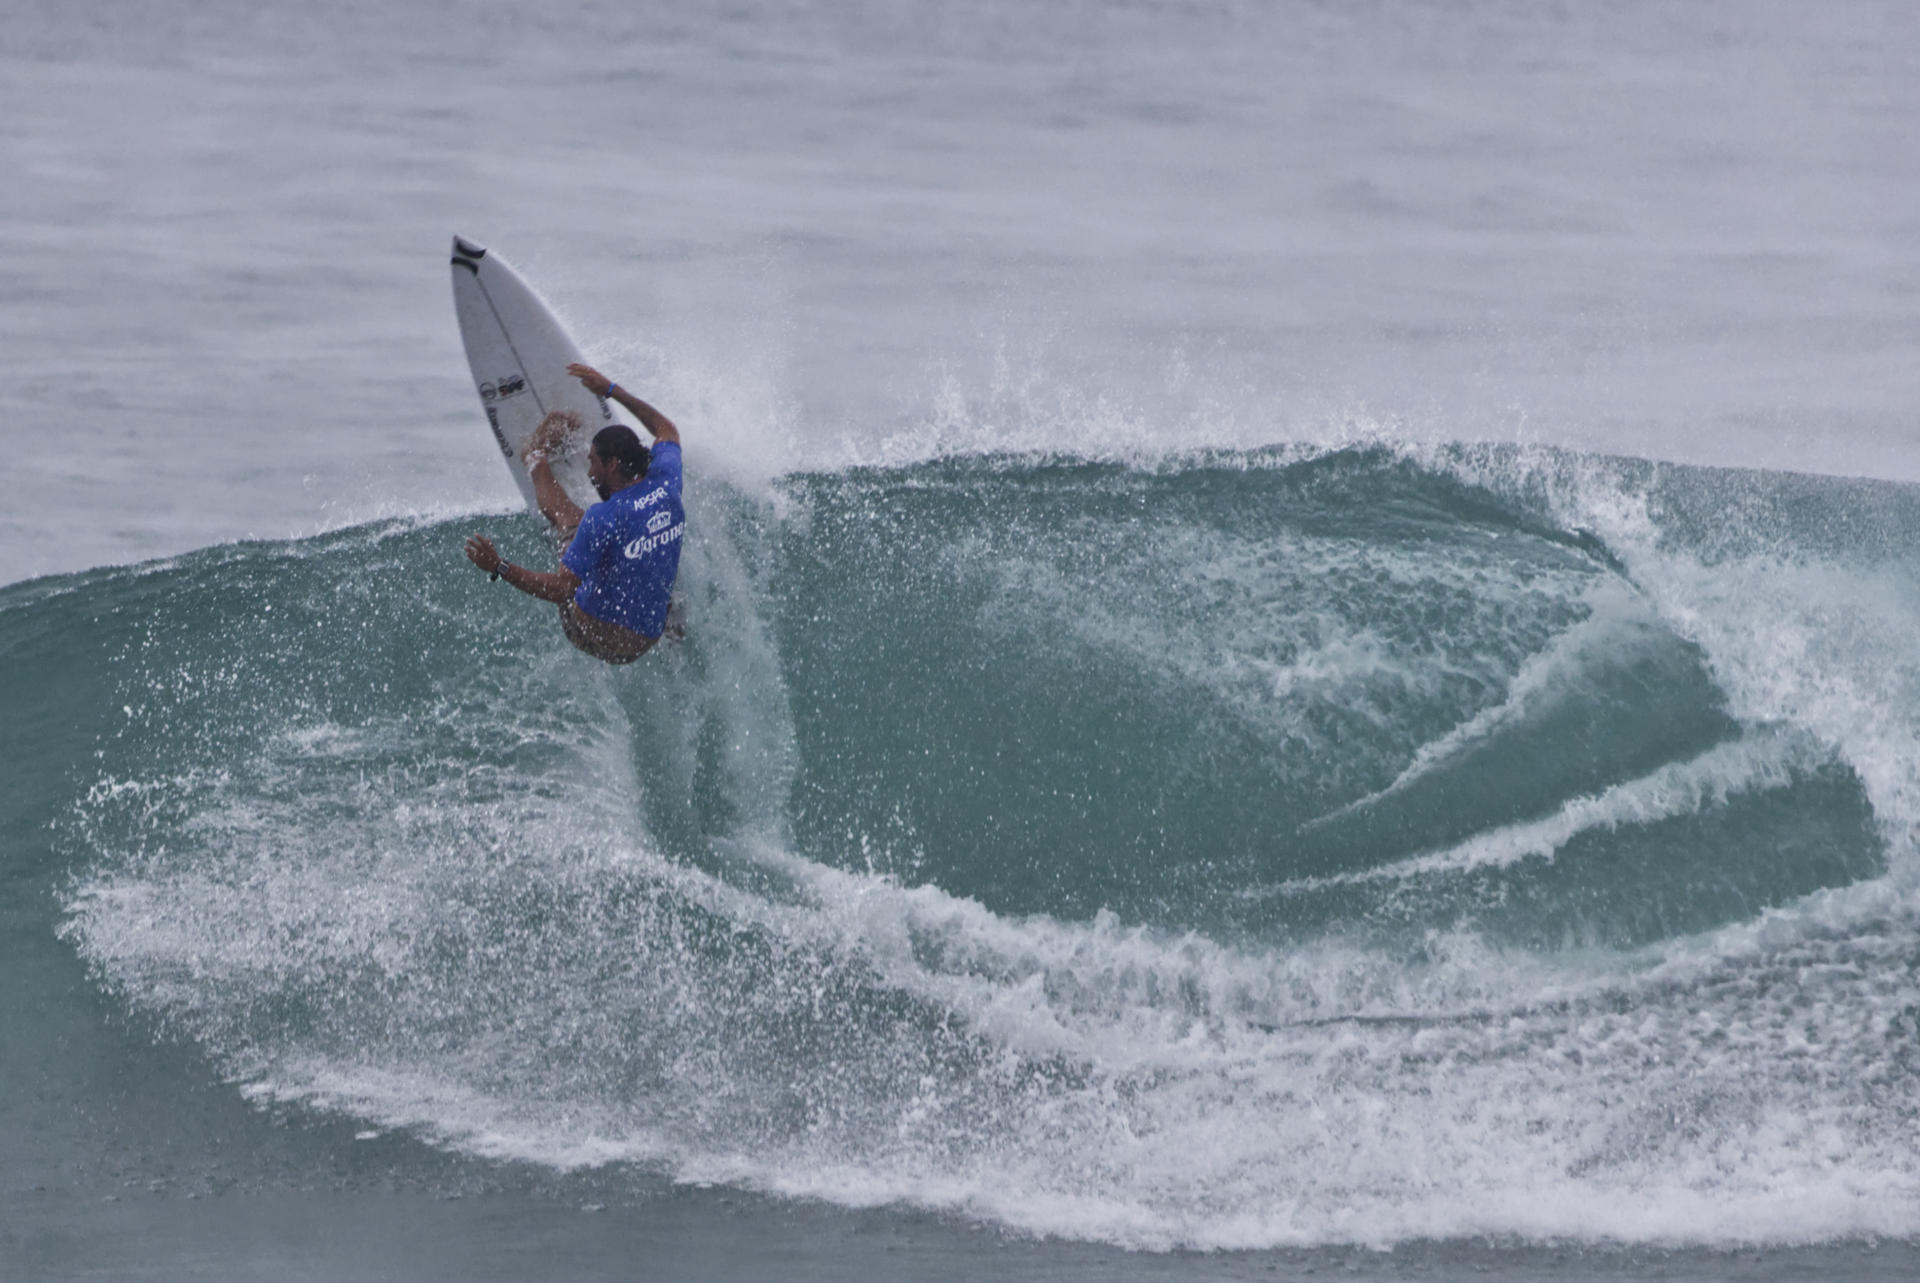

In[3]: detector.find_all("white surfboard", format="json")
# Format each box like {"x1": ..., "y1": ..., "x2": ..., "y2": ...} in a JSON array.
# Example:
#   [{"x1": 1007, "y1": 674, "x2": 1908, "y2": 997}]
[{"x1": 450, "y1": 235, "x2": 616, "y2": 517}]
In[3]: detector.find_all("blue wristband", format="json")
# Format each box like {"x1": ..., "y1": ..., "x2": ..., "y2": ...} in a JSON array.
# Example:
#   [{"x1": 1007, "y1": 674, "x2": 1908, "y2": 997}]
[{"x1": 604, "y1": 382, "x2": 619, "y2": 399}]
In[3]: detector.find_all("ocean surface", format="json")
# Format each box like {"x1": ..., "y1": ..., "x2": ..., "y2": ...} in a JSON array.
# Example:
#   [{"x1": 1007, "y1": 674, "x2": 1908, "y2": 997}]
[{"x1": 6, "y1": 2, "x2": 1920, "y2": 1279}]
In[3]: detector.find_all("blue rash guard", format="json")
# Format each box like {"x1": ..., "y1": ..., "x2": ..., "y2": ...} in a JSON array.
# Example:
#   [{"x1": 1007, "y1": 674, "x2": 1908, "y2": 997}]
[{"x1": 561, "y1": 440, "x2": 685, "y2": 639}]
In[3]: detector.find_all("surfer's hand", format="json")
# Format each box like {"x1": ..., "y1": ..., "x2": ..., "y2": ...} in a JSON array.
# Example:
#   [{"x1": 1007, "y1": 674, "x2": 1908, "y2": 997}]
[
  {"x1": 568, "y1": 363, "x2": 613, "y2": 397},
  {"x1": 464, "y1": 534, "x2": 501, "y2": 574},
  {"x1": 527, "y1": 410, "x2": 579, "y2": 460}
]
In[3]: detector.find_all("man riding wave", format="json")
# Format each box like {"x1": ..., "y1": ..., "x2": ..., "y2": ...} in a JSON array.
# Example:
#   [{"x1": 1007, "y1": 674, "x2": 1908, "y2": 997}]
[{"x1": 463, "y1": 362, "x2": 684, "y2": 664}]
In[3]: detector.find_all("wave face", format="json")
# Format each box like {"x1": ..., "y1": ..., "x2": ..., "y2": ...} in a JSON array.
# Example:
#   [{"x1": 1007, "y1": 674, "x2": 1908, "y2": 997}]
[{"x1": 29, "y1": 444, "x2": 1920, "y2": 1249}]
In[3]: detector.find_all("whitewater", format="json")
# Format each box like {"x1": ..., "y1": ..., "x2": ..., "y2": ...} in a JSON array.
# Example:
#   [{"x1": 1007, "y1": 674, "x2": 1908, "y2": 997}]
[{"x1": 7, "y1": 2, "x2": 1920, "y2": 1279}]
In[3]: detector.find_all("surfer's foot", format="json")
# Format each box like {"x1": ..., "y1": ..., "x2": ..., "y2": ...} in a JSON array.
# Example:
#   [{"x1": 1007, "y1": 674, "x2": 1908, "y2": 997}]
[{"x1": 525, "y1": 410, "x2": 580, "y2": 464}]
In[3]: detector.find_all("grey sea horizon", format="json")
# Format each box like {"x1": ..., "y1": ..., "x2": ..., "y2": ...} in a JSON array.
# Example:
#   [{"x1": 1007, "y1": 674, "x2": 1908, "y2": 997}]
[{"x1": 7, "y1": 0, "x2": 1920, "y2": 588}]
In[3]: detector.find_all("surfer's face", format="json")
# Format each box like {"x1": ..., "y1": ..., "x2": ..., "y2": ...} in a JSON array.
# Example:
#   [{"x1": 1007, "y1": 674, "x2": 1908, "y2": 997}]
[{"x1": 587, "y1": 449, "x2": 615, "y2": 501}]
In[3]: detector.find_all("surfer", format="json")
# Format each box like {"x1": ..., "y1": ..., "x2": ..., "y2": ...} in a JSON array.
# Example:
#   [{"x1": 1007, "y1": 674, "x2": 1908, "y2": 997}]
[{"x1": 463, "y1": 363, "x2": 685, "y2": 664}]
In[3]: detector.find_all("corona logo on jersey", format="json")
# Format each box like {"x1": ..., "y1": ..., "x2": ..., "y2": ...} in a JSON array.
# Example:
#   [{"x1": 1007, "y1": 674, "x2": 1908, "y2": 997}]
[{"x1": 623, "y1": 522, "x2": 683, "y2": 560}]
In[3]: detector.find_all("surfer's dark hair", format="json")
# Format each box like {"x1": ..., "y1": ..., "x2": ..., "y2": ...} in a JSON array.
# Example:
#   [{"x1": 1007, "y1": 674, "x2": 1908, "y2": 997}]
[{"x1": 591, "y1": 425, "x2": 651, "y2": 481}]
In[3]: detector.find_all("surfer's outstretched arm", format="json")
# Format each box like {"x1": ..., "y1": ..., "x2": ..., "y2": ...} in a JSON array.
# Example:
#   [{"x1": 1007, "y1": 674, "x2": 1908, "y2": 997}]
[
  {"x1": 463, "y1": 535, "x2": 580, "y2": 604},
  {"x1": 568, "y1": 363, "x2": 680, "y2": 445}
]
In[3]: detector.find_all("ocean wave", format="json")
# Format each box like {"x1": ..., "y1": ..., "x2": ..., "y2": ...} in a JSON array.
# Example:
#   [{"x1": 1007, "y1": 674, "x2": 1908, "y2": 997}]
[{"x1": 21, "y1": 442, "x2": 1920, "y2": 1248}]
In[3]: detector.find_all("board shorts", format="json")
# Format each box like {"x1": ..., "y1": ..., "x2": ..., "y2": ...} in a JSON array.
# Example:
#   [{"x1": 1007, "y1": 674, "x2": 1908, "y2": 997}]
[{"x1": 559, "y1": 599, "x2": 655, "y2": 665}]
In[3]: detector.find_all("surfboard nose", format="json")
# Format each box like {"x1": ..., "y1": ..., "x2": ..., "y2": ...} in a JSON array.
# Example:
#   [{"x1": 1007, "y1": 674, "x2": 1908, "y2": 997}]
[{"x1": 453, "y1": 235, "x2": 487, "y2": 259}]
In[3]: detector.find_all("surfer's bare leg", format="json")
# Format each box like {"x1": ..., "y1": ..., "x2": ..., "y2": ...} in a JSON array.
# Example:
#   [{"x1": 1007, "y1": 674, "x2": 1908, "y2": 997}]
[{"x1": 524, "y1": 411, "x2": 584, "y2": 538}]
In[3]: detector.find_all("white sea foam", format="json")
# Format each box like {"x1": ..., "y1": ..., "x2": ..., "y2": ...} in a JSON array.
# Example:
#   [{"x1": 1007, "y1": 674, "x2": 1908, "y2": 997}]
[
  {"x1": 1431, "y1": 445, "x2": 1920, "y2": 874},
  {"x1": 67, "y1": 760, "x2": 1920, "y2": 1251},
  {"x1": 1272, "y1": 727, "x2": 1835, "y2": 893}
]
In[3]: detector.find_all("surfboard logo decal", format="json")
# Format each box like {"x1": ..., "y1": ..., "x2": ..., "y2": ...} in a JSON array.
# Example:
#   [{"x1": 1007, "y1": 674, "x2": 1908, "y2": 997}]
[
  {"x1": 484, "y1": 406, "x2": 510, "y2": 455},
  {"x1": 495, "y1": 375, "x2": 527, "y2": 398}
]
